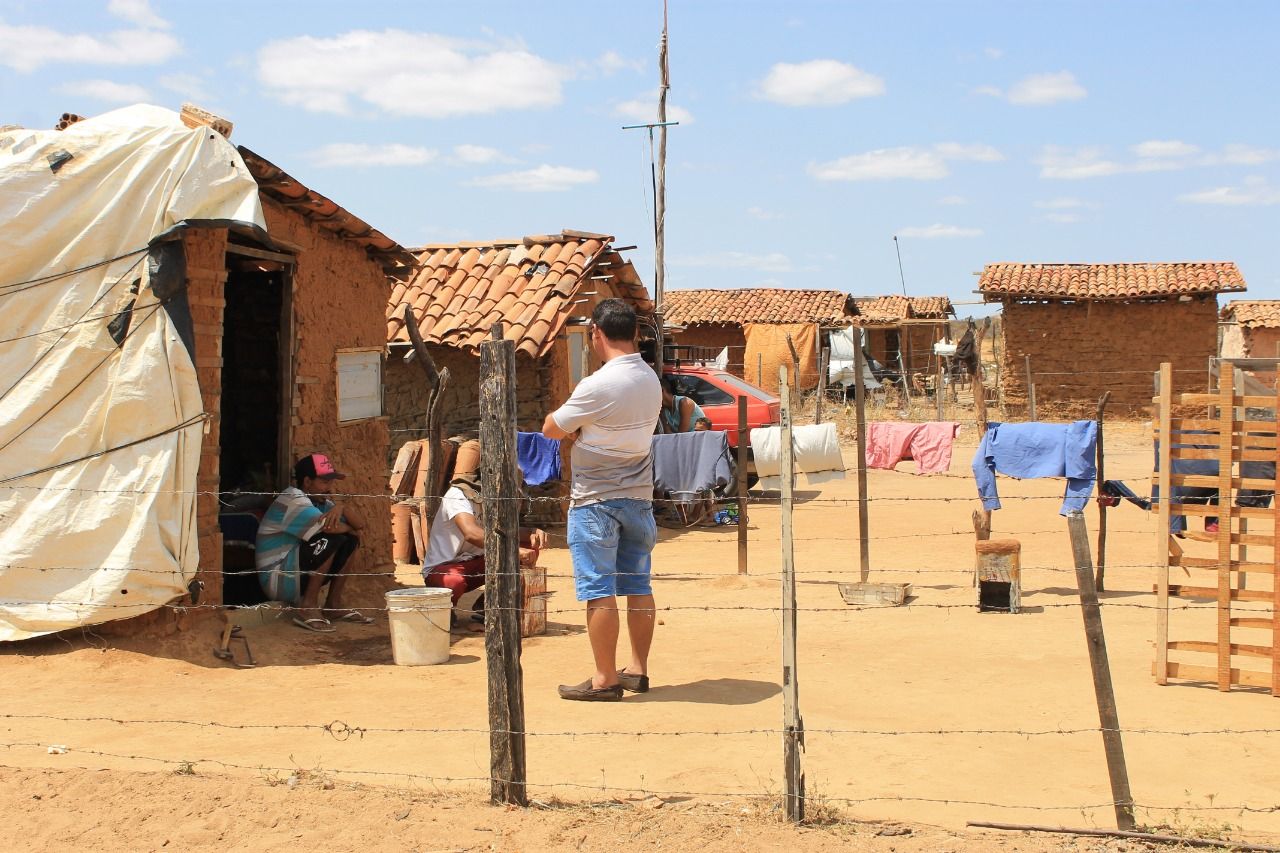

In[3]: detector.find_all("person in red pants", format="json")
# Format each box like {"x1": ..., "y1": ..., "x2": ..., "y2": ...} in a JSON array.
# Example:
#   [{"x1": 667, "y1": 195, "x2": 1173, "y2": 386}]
[{"x1": 421, "y1": 465, "x2": 546, "y2": 620}]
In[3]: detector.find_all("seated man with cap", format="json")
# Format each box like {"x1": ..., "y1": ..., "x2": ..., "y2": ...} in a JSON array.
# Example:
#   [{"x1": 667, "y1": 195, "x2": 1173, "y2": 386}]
[
  {"x1": 422, "y1": 439, "x2": 547, "y2": 622},
  {"x1": 256, "y1": 453, "x2": 368, "y2": 632}
]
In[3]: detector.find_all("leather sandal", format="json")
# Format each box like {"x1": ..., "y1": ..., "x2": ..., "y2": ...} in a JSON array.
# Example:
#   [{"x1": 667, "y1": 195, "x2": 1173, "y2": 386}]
[
  {"x1": 617, "y1": 669, "x2": 650, "y2": 693},
  {"x1": 557, "y1": 678, "x2": 623, "y2": 702}
]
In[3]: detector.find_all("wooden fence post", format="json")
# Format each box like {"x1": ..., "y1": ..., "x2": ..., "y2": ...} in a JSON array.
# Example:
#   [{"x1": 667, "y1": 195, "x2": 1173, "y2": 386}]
[
  {"x1": 1154, "y1": 363, "x2": 1172, "y2": 686},
  {"x1": 1025, "y1": 354, "x2": 1037, "y2": 421},
  {"x1": 785, "y1": 334, "x2": 801, "y2": 411},
  {"x1": 815, "y1": 347, "x2": 829, "y2": 424},
  {"x1": 737, "y1": 395, "x2": 749, "y2": 575},
  {"x1": 778, "y1": 365, "x2": 805, "y2": 823},
  {"x1": 479, "y1": 331, "x2": 527, "y2": 807},
  {"x1": 853, "y1": 341, "x2": 870, "y2": 581},
  {"x1": 1067, "y1": 511, "x2": 1136, "y2": 830},
  {"x1": 1094, "y1": 391, "x2": 1111, "y2": 591},
  {"x1": 757, "y1": 353, "x2": 763, "y2": 387},
  {"x1": 403, "y1": 305, "x2": 451, "y2": 527}
]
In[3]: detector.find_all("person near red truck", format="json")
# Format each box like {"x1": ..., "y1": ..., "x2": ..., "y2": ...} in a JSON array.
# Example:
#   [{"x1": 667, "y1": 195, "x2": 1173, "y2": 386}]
[{"x1": 541, "y1": 299, "x2": 663, "y2": 701}]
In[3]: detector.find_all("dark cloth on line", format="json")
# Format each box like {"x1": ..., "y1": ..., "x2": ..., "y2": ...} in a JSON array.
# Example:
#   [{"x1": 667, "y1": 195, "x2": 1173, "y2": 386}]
[
  {"x1": 954, "y1": 328, "x2": 978, "y2": 374},
  {"x1": 1152, "y1": 434, "x2": 1274, "y2": 533},
  {"x1": 651, "y1": 430, "x2": 734, "y2": 495},
  {"x1": 516, "y1": 431, "x2": 562, "y2": 486}
]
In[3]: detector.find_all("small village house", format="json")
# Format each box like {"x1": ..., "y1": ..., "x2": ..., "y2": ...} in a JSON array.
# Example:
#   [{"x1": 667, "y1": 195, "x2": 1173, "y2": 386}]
[
  {"x1": 383, "y1": 230, "x2": 653, "y2": 456},
  {"x1": 851, "y1": 295, "x2": 956, "y2": 381},
  {"x1": 980, "y1": 262, "x2": 1247, "y2": 417},
  {"x1": 0, "y1": 105, "x2": 415, "y2": 640},
  {"x1": 1220, "y1": 300, "x2": 1280, "y2": 361},
  {"x1": 662, "y1": 288, "x2": 856, "y2": 391}
]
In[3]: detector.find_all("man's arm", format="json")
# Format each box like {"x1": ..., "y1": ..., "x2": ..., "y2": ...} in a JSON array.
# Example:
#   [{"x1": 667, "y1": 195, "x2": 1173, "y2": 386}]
[
  {"x1": 453, "y1": 510, "x2": 487, "y2": 550},
  {"x1": 679, "y1": 397, "x2": 695, "y2": 433},
  {"x1": 519, "y1": 527, "x2": 548, "y2": 550},
  {"x1": 541, "y1": 412, "x2": 575, "y2": 441}
]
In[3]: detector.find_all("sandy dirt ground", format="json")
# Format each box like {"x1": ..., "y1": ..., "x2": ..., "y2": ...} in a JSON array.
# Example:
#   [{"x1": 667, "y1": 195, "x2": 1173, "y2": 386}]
[{"x1": 3, "y1": 422, "x2": 1279, "y2": 850}]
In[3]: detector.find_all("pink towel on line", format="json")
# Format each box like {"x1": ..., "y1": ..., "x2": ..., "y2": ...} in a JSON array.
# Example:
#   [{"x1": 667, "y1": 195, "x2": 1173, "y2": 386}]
[{"x1": 865, "y1": 421, "x2": 960, "y2": 475}]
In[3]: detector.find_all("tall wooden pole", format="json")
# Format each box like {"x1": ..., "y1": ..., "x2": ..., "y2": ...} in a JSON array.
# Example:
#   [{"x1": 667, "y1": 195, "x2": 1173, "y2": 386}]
[
  {"x1": 652, "y1": 1, "x2": 669, "y2": 381},
  {"x1": 815, "y1": 347, "x2": 829, "y2": 424},
  {"x1": 480, "y1": 331, "x2": 527, "y2": 807},
  {"x1": 778, "y1": 365, "x2": 805, "y2": 823},
  {"x1": 1154, "y1": 363, "x2": 1172, "y2": 685},
  {"x1": 404, "y1": 305, "x2": 451, "y2": 527},
  {"x1": 1094, "y1": 391, "x2": 1111, "y2": 591},
  {"x1": 853, "y1": 338, "x2": 870, "y2": 581},
  {"x1": 1025, "y1": 354, "x2": 1037, "y2": 421},
  {"x1": 736, "y1": 395, "x2": 749, "y2": 575},
  {"x1": 1067, "y1": 511, "x2": 1136, "y2": 830}
]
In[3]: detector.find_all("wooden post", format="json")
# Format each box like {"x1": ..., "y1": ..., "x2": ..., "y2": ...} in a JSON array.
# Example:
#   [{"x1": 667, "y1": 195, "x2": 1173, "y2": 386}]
[
  {"x1": 1215, "y1": 368, "x2": 1234, "y2": 692},
  {"x1": 785, "y1": 334, "x2": 801, "y2": 411},
  {"x1": 778, "y1": 365, "x2": 805, "y2": 823},
  {"x1": 1067, "y1": 511, "x2": 1136, "y2": 830},
  {"x1": 757, "y1": 352, "x2": 763, "y2": 387},
  {"x1": 1234, "y1": 367, "x2": 1248, "y2": 592},
  {"x1": 1094, "y1": 391, "x2": 1111, "y2": 591},
  {"x1": 404, "y1": 306, "x2": 451, "y2": 526},
  {"x1": 736, "y1": 395, "x2": 749, "y2": 575},
  {"x1": 479, "y1": 332, "x2": 527, "y2": 807},
  {"x1": 972, "y1": 323, "x2": 988, "y2": 435},
  {"x1": 1273, "y1": 376, "x2": 1280, "y2": 697},
  {"x1": 815, "y1": 347, "x2": 829, "y2": 424},
  {"x1": 1025, "y1": 354, "x2": 1036, "y2": 421},
  {"x1": 1154, "y1": 363, "x2": 1173, "y2": 685},
  {"x1": 853, "y1": 342, "x2": 870, "y2": 581}
]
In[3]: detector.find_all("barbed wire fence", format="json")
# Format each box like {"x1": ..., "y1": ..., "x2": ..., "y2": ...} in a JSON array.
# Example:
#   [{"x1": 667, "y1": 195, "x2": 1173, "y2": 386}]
[{"x1": 3, "y1": 347, "x2": 1279, "y2": 848}]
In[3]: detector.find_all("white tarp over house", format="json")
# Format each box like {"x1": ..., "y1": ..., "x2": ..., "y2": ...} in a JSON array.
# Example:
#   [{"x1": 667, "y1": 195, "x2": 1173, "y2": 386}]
[{"x1": 0, "y1": 105, "x2": 265, "y2": 641}]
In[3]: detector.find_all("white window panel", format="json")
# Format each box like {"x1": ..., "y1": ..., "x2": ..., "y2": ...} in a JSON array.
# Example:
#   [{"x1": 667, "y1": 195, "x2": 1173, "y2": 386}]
[{"x1": 337, "y1": 349, "x2": 382, "y2": 422}]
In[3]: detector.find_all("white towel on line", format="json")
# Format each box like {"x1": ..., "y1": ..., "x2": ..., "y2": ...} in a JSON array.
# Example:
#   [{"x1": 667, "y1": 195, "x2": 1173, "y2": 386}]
[{"x1": 751, "y1": 423, "x2": 845, "y2": 490}]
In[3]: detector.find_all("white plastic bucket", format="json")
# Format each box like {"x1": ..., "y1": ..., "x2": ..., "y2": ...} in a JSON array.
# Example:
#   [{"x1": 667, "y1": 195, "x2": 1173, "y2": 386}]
[{"x1": 385, "y1": 587, "x2": 452, "y2": 665}]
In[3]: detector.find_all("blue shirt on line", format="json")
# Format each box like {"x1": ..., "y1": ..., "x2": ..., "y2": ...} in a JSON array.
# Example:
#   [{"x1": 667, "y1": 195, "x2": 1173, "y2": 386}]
[{"x1": 972, "y1": 421, "x2": 1098, "y2": 516}]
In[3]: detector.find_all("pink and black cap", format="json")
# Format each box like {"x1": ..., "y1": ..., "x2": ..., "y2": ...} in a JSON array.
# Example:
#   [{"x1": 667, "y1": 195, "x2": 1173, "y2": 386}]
[{"x1": 295, "y1": 453, "x2": 346, "y2": 483}]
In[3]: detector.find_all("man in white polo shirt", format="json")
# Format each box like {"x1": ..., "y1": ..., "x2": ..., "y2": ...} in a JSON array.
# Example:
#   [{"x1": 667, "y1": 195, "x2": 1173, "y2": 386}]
[{"x1": 542, "y1": 299, "x2": 662, "y2": 701}]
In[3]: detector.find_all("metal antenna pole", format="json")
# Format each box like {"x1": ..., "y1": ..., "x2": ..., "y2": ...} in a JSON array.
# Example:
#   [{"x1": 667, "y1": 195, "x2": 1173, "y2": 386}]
[{"x1": 893, "y1": 235, "x2": 908, "y2": 297}]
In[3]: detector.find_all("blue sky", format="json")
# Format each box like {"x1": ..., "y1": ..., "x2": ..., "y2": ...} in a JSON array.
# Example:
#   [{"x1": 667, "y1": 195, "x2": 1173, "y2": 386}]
[{"x1": 3, "y1": 0, "x2": 1278, "y2": 313}]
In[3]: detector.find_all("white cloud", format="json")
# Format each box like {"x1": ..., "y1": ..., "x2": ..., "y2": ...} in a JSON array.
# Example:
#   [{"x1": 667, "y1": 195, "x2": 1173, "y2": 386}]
[
  {"x1": 58, "y1": 78, "x2": 152, "y2": 103},
  {"x1": 670, "y1": 251, "x2": 792, "y2": 273},
  {"x1": 107, "y1": 0, "x2": 169, "y2": 29},
  {"x1": 757, "y1": 59, "x2": 885, "y2": 106},
  {"x1": 159, "y1": 72, "x2": 213, "y2": 103},
  {"x1": 595, "y1": 50, "x2": 642, "y2": 75},
  {"x1": 809, "y1": 143, "x2": 1002, "y2": 181},
  {"x1": 0, "y1": 22, "x2": 180, "y2": 72},
  {"x1": 938, "y1": 195, "x2": 968, "y2": 205},
  {"x1": 308, "y1": 143, "x2": 438, "y2": 168},
  {"x1": 1043, "y1": 212, "x2": 1082, "y2": 223},
  {"x1": 469, "y1": 164, "x2": 598, "y2": 192},
  {"x1": 933, "y1": 142, "x2": 1004, "y2": 162},
  {"x1": 257, "y1": 30, "x2": 569, "y2": 117},
  {"x1": 1036, "y1": 146, "x2": 1125, "y2": 179},
  {"x1": 1133, "y1": 140, "x2": 1199, "y2": 159},
  {"x1": 746, "y1": 206, "x2": 781, "y2": 221},
  {"x1": 977, "y1": 71, "x2": 1086, "y2": 105},
  {"x1": 984, "y1": 47, "x2": 1004, "y2": 60},
  {"x1": 452, "y1": 144, "x2": 509, "y2": 164},
  {"x1": 1180, "y1": 176, "x2": 1280, "y2": 206},
  {"x1": 614, "y1": 92, "x2": 694, "y2": 125},
  {"x1": 897, "y1": 224, "x2": 983, "y2": 239},
  {"x1": 1218, "y1": 144, "x2": 1280, "y2": 166}
]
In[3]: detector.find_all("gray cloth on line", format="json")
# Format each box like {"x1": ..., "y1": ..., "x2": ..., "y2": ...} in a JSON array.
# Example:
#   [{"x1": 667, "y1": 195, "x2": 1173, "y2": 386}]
[{"x1": 651, "y1": 430, "x2": 734, "y2": 495}]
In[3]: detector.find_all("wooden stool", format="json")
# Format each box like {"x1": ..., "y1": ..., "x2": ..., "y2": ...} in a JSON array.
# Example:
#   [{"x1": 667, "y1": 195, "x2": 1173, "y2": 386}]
[{"x1": 975, "y1": 539, "x2": 1021, "y2": 613}]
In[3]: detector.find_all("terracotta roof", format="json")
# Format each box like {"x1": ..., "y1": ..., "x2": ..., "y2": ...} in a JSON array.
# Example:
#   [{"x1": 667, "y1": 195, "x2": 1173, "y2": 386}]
[
  {"x1": 386, "y1": 230, "x2": 652, "y2": 358},
  {"x1": 662, "y1": 288, "x2": 854, "y2": 326},
  {"x1": 849, "y1": 295, "x2": 954, "y2": 325},
  {"x1": 238, "y1": 147, "x2": 418, "y2": 279},
  {"x1": 979, "y1": 262, "x2": 1246, "y2": 302},
  {"x1": 1223, "y1": 300, "x2": 1280, "y2": 329}
]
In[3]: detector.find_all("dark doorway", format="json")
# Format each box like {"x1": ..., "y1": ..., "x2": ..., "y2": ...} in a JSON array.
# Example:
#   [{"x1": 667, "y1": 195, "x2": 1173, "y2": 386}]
[{"x1": 219, "y1": 263, "x2": 289, "y2": 606}]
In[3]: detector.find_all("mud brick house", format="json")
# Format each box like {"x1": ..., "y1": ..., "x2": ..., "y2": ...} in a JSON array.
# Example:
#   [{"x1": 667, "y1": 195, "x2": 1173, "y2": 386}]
[
  {"x1": 384, "y1": 230, "x2": 653, "y2": 453},
  {"x1": 1220, "y1": 300, "x2": 1280, "y2": 362},
  {"x1": 979, "y1": 262, "x2": 1247, "y2": 418},
  {"x1": 0, "y1": 104, "x2": 415, "y2": 641},
  {"x1": 662, "y1": 288, "x2": 855, "y2": 391},
  {"x1": 851, "y1": 295, "x2": 955, "y2": 378}
]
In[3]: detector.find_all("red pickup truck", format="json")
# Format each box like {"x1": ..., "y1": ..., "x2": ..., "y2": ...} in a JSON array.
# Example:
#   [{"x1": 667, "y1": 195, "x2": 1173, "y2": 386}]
[{"x1": 661, "y1": 366, "x2": 779, "y2": 448}]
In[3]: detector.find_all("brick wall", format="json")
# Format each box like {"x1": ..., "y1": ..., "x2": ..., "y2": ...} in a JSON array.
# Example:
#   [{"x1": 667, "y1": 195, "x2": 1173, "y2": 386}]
[
  {"x1": 1245, "y1": 327, "x2": 1280, "y2": 359},
  {"x1": 998, "y1": 297, "x2": 1218, "y2": 418},
  {"x1": 257, "y1": 198, "x2": 393, "y2": 605}
]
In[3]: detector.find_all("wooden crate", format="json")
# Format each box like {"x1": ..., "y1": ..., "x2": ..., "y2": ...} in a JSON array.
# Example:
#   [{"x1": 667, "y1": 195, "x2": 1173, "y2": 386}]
[
  {"x1": 975, "y1": 539, "x2": 1021, "y2": 613},
  {"x1": 838, "y1": 582, "x2": 911, "y2": 606}
]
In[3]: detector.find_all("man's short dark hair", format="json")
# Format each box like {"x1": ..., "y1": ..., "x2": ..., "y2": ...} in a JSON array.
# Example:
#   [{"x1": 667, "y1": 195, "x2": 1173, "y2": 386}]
[{"x1": 591, "y1": 298, "x2": 638, "y2": 342}]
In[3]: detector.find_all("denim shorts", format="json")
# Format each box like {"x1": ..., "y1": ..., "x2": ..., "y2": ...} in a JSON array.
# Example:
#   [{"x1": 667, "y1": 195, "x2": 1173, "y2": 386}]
[{"x1": 567, "y1": 499, "x2": 657, "y2": 601}]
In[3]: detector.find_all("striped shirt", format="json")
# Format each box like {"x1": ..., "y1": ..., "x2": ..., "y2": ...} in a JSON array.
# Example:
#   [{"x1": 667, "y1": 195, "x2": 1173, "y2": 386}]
[{"x1": 255, "y1": 487, "x2": 331, "y2": 604}]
